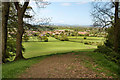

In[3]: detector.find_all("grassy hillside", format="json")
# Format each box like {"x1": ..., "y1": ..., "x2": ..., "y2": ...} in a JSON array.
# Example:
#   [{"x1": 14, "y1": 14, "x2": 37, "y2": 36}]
[{"x1": 23, "y1": 37, "x2": 96, "y2": 58}]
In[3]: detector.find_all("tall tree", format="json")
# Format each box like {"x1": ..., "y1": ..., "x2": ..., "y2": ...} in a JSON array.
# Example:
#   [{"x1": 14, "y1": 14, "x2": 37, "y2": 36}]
[
  {"x1": 114, "y1": 1, "x2": 120, "y2": 52},
  {"x1": 2, "y1": 2, "x2": 10, "y2": 62},
  {"x1": 14, "y1": 1, "x2": 29, "y2": 60},
  {"x1": 91, "y1": 1, "x2": 120, "y2": 52}
]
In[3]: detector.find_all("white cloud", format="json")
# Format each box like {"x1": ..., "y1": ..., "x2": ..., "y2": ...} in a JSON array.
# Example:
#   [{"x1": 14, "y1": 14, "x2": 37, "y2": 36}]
[{"x1": 61, "y1": 3, "x2": 71, "y2": 6}]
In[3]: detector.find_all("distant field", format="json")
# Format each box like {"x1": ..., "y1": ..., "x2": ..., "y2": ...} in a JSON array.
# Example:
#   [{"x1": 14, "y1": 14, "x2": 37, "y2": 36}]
[
  {"x1": 68, "y1": 36, "x2": 105, "y2": 44},
  {"x1": 54, "y1": 29, "x2": 73, "y2": 31},
  {"x1": 23, "y1": 37, "x2": 97, "y2": 58}
]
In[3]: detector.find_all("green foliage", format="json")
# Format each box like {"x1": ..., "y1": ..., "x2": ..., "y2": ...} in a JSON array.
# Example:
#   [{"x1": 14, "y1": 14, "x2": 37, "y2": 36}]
[
  {"x1": 5, "y1": 37, "x2": 25, "y2": 62},
  {"x1": 95, "y1": 45, "x2": 120, "y2": 64},
  {"x1": 46, "y1": 33, "x2": 50, "y2": 37},
  {"x1": 71, "y1": 32, "x2": 75, "y2": 36},
  {"x1": 51, "y1": 34, "x2": 54, "y2": 37},
  {"x1": 42, "y1": 36, "x2": 48, "y2": 42},
  {"x1": 54, "y1": 35, "x2": 58, "y2": 39},
  {"x1": 59, "y1": 35, "x2": 69, "y2": 41},
  {"x1": 5, "y1": 38, "x2": 16, "y2": 62},
  {"x1": 105, "y1": 27, "x2": 114, "y2": 49},
  {"x1": 53, "y1": 33, "x2": 69, "y2": 41},
  {"x1": 33, "y1": 33, "x2": 38, "y2": 36},
  {"x1": 95, "y1": 45, "x2": 112, "y2": 54},
  {"x1": 23, "y1": 34, "x2": 29, "y2": 42},
  {"x1": 84, "y1": 37, "x2": 87, "y2": 39},
  {"x1": 95, "y1": 27, "x2": 120, "y2": 64},
  {"x1": 78, "y1": 34, "x2": 84, "y2": 36}
]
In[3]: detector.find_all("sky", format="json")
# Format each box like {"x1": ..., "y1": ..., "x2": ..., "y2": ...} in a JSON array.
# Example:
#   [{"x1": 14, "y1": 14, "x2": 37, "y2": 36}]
[{"x1": 29, "y1": 1, "x2": 93, "y2": 25}]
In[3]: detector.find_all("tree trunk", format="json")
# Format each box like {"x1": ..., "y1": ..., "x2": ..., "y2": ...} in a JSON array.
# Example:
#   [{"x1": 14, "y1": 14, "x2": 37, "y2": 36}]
[
  {"x1": 2, "y1": 2, "x2": 10, "y2": 63},
  {"x1": 15, "y1": 13, "x2": 24, "y2": 60},
  {"x1": 114, "y1": 1, "x2": 120, "y2": 52},
  {"x1": 14, "y1": 2, "x2": 29, "y2": 60}
]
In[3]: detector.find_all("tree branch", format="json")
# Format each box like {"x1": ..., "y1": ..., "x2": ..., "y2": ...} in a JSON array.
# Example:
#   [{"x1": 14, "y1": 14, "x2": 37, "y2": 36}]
[
  {"x1": 14, "y1": 2, "x2": 20, "y2": 11},
  {"x1": 22, "y1": 1, "x2": 29, "y2": 14}
]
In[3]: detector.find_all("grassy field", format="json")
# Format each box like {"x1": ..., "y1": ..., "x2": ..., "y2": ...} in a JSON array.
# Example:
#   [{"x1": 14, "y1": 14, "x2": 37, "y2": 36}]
[
  {"x1": 23, "y1": 37, "x2": 97, "y2": 58},
  {"x1": 68, "y1": 36, "x2": 105, "y2": 42},
  {"x1": 3, "y1": 36, "x2": 119, "y2": 78}
]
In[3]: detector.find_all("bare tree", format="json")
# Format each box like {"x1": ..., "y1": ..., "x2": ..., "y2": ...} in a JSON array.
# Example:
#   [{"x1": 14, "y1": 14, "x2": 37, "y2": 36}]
[{"x1": 91, "y1": 2, "x2": 114, "y2": 27}]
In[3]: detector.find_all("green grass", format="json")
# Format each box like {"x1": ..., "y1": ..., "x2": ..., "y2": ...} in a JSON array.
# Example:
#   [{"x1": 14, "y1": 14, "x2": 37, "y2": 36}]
[
  {"x1": 55, "y1": 29, "x2": 73, "y2": 31},
  {"x1": 23, "y1": 37, "x2": 97, "y2": 58},
  {"x1": 2, "y1": 56, "x2": 46, "y2": 78},
  {"x1": 74, "y1": 51, "x2": 120, "y2": 78},
  {"x1": 3, "y1": 50, "x2": 120, "y2": 78},
  {"x1": 86, "y1": 52, "x2": 120, "y2": 77},
  {"x1": 68, "y1": 36, "x2": 105, "y2": 42},
  {"x1": 3, "y1": 36, "x2": 119, "y2": 78}
]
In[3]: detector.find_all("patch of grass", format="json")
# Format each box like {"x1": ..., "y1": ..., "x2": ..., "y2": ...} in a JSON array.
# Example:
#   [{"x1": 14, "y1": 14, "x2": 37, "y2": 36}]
[
  {"x1": 2, "y1": 56, "x2": 46, "y2": 78},
  {"x1": 68, "y1": 36, "x2": 105, "y2": 44},
  {"x1": 23, "y1": 37, "x2": 96, "y2": 58},
  {"x1": 87, "y1": 52, "x2": 120, "y2": 77},
  {"x1": 75, "y1": 51, "x2": 120, "y2": 78}
]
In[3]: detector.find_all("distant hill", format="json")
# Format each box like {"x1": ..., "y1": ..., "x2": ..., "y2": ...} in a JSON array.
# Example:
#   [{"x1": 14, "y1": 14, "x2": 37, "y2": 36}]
[{"x1": 49, "y1": 23, "x2": 93, "y2": 28}]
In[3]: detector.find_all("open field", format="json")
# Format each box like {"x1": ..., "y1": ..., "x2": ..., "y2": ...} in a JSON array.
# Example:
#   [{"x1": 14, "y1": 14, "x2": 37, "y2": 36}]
[
  {"x1": 3, "y1": 36, "x2": 120, "y2": 78},
  {"x1": 23, "y1": 37, "x2": 97, "y2": 58},
  {"x1": 68, "y1": 36, "x2": 105, "y2": 42}
]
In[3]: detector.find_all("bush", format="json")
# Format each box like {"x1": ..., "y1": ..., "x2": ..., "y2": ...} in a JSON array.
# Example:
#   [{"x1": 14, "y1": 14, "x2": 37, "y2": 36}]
[
  {"x1": 54, "y1": 35, "x2": 58, "y2": 39},
  {"x1": 64, "y1": 37, "x2": 69, "y2": 41},
  {"x1": 94, "y1": 45, "x2": 112, "y2": 54},
  {"x1": 78, "y1": 34, "x2": 84, "y2": 36},
  {"x1": 94, "y1": 45, "x2": 120, "y2": 64},
  {"x1": 57, "y1": 35, "x2": 69, "y2": 41},
  {"x1": 42, "y1": 36, "x2": 48, "y2": 42},
  {"x1": 46, "y1": 33, "x2": 50, "y2": 37},
  {"x1": 23, "y1": 35, "x2": 29, "y2": 42},
  {"x1": 84, "y1": 37, "x2": 87, "y2": 39},
  {"x1": 51, "y1": 35, "x2": 54, "y2": 37},
  {"x1": 106, "y1": 52, "x2": 120, "y2": 64},
  {"x1": 84, "y1": 42, "x2": 89, "y2": 44},
  {"x1": 5, "y1": 38, "x2": 25, "y2": 62},
  {"x1": 34, "y1": 33, "x2": 38, "y2": 36},
  {"x1": 44, "y1": 38, "x2": 48, "y2": 42}
]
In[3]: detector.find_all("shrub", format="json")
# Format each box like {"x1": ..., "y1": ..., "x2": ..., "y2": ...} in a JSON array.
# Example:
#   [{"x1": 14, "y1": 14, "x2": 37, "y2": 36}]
[
  {"x1": 46, "y1": 33, "x2": 50, "y2": 37},
  {"x1": 44, "y1": 38, "x2": 48, "y2": 42},
  {"x1": 84, "y1": 42, "x2": 89, "y2": 44},
  {"x1": 23, "y1": 35, "x2": 29, "y2": 42},
  {"x1": 42, "y1": 36, "x2": 48, "y2": 42},
  {"x1": 54, "y1": 35, "x2": 58, "y2": 39},
  {"x1": 94, "y1": 45, "x2": 112, "y2": 54},
  {"x1": 106, "y1": 52, "x2": 120, "y2": 64},
  {"x1": 84, "y1": 37, "x2": 87, "y2": 39},
  {"x1": 78, "y1": 34, "x2": 84, "y2": 36},
  {"x1": 59, "y1": 35, "x2": 69, "y2": 41},
  {"x1": 34, "y1": 33, "x2": 38, "y2": 36},
  {"x1": 64, "y1": 37, "x2": 69, "y2": 41},
  {"x1": 51, "y1": 35, "x2": 54, "y2": 37},
  {"x1": 59, "y1": 37, "x2": 65, "y2": 41}
]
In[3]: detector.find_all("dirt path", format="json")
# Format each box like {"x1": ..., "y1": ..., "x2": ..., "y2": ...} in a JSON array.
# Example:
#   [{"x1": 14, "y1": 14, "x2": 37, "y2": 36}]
[{"x1": 19, "y1": 53, "x2": 112, "y2": 78}]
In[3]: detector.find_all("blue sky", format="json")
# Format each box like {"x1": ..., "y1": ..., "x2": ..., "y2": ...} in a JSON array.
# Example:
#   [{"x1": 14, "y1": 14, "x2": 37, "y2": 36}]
[{"x1": 29, "y1": 1, "x2": 93, "y2": 25}]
